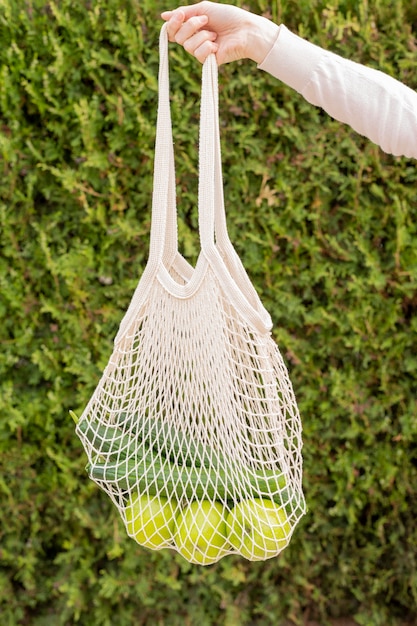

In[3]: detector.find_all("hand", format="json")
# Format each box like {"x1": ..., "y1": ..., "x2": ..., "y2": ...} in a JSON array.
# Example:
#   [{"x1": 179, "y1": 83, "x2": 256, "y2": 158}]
[{"x1": 161, "y1": 1, "x2": 279, "y2": 65}]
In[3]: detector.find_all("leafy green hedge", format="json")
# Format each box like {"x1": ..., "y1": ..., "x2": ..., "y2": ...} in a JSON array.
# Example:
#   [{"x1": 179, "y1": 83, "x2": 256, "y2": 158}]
[{"x1": 1, "y1": 0, "x2": 416, "y2": 624}]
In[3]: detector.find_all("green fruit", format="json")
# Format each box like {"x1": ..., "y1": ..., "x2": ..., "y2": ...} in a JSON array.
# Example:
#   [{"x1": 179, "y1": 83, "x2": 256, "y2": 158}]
[
  {"x1": 227, "y1": 497, "x2": 291, "y2": 561},
  {"x1": 125, "y1": 493, "x2": 177, "y2": 550},
  {"x1": 174, "y1": 500, "x2": 229, "y2": 565}
]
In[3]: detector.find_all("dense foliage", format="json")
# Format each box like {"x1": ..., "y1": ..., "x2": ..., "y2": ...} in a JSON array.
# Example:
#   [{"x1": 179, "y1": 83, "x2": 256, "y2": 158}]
[{"x1": 1, "y1": 0, "x2": 416, "y2": 624}]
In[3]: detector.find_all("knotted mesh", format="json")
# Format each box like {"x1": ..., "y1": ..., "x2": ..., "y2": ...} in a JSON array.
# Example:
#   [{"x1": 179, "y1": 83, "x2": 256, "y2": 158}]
[{"x1": 76, "y1": 266, "x2": 305, "y2": 564}]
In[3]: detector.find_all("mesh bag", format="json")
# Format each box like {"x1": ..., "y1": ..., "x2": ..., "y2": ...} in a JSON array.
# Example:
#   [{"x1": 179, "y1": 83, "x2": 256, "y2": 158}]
[{"x1": 75, "y1": 24, "x2": 306, "y2": 565}]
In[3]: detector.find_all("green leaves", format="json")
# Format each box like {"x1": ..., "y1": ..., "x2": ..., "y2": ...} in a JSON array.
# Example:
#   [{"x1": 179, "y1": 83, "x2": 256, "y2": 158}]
[{"x1": 1, "y1": 0, "x2": 417, "y2": 624}]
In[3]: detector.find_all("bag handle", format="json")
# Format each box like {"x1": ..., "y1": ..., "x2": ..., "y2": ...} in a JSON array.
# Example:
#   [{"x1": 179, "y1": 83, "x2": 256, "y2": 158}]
[
  {"x1": 146, "y1": 23, "x2": 178, "y2": 270},
  {"x1": 198, "y1": 51, "x2": 225, "y2": 253},
  {"x1": 198, "y1": 47, "x2": 273, "y2": 326},
  {"x1": 114, "y1": 24, "x2": 272, "y2": 345},
  {"x1": 148, "y1": 23, "x2": 232, "y2": 266}
]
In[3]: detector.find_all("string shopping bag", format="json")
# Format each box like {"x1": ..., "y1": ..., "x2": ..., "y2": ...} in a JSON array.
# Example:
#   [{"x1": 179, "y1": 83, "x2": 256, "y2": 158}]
[{"x1": 75, "y1": 24, "x2": 306, "y2": 565}]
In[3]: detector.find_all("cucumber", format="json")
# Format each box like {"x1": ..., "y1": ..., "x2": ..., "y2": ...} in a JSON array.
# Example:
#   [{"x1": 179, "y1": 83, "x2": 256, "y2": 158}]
[
  {"x1": 145, "y1": 421, "x2": 226, "y2": 469},
  {"x1": 76, "y1": 419, "x2": 135, "y2": 458},
  {"x1": 87, "y1": 457, "x2": 289, "y2": 504},
  {"x1": 77, "y1": 414, "x2": 226, "y2": 469},
  {"x1": 78, "y1": 417, "x2": 291, "y2": 505}
]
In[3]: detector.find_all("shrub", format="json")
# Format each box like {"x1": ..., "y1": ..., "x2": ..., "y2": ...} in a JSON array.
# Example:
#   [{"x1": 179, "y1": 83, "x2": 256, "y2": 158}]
[{"x1": 1, "y1": 0, "x2": 416, "y2": 624}]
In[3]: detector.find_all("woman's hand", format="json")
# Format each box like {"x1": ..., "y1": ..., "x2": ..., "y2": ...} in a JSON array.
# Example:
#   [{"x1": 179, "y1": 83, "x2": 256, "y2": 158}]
[{"x1": 161, "y1": 1, "x2": 279, "y2": 65}]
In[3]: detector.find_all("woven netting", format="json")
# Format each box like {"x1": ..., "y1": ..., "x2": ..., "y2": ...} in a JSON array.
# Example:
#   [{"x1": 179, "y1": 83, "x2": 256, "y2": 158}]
[
  {"x1": 76, "y1": 266, "x2": 305, "y2": 564},
  {"x1": 75, "y1": 25, "x2": 305, "y2": 565}
]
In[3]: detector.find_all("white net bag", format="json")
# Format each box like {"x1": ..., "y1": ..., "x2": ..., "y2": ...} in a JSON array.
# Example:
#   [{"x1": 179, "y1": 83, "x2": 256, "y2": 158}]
[{"x1": 75, "y1": 24, "x2": 306, "y2": 565}]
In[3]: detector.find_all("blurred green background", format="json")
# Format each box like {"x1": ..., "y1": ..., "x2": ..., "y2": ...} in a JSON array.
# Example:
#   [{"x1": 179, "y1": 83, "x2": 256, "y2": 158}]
[{"x1": 1, "y1": 0, "x2": 416, "y2": 624}]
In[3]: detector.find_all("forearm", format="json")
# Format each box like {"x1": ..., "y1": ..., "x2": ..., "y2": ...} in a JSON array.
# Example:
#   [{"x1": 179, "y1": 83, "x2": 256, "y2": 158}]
[
  {"x1": 258, "y1": 26, "x2": 417, "y2": 159},
  {"x1": 161, "y1": 2, "x2": 417, "y2": 158},
  {"x1": 244, "y1": 13, "x2": 281, "y2": 65}
]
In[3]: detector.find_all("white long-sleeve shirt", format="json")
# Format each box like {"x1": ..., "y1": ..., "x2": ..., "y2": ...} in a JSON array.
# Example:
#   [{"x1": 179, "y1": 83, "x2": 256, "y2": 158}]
[{"x1": 258, "y1": 25, "x2": 417, "y2": 159}]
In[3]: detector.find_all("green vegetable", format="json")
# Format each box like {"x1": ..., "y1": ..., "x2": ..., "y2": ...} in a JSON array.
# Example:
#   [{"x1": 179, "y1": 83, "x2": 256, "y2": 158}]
[
  {"x1": 78, "y1": 415, "x2": 293, "y2": 506},
  {"x1": 87, "y1": 457, "x2": 289, "y2": 504},
  {"x1": 146, "y1": 421, "x2": 226, "y2": 469},
  {"x1": 76, "y1": 418, "x2": 135, "y2": 458},
  {"x1": 70, "y1": 410, "x2": 79, "y2": 425},
  {"x1": 77, "y1": 414, "x2": 225, "y2": 469}
]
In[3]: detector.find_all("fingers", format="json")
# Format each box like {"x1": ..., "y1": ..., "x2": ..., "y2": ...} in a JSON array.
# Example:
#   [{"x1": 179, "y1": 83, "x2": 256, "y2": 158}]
[
  {"x1": 161, "y1": 10, "x2": 218, "y2": 63},
  {"x1": 163, "y1": 11, "x2": 209, "y2": 43},
  {"x1": 188, "y1": 37, "x2": 218, "y2": 64},
  {"x1": 161, "y1": 10, "x2": 185, "y2": 40},
  {"x1": 161, "y1": 3, "x2": 208, "y2": 22}
]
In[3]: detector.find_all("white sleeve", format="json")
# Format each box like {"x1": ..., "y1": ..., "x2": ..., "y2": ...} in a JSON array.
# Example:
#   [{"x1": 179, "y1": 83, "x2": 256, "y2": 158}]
[{"x1": 258, "y1": 25, "x2": 417, "y2": 159}]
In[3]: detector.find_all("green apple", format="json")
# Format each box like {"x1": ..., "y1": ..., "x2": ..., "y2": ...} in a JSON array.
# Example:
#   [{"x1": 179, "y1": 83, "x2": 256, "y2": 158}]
[
  {"x1": 124, "y1": 493, "x2": 177, "y2": 550},
  {"x1": 226, "y1": 497, "x2": 291, "y2": 561},
  {"x1": 174, "y1": 500, "x2": 229, "y2": 565}
]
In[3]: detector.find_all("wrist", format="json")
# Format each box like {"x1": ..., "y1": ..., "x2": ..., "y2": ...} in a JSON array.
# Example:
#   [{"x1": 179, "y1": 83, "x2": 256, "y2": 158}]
[{"x1": 245, "y1": 15, "x2": 280, "y2": 65}]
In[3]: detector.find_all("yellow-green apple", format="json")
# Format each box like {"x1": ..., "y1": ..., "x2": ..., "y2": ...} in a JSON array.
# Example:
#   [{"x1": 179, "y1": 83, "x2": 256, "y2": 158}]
[
  {"x1": 124, "y1": 493, "x2": 177, "y2": 549},
  {"x1": 227, "y1": 497, "x2": 291, "y2": 561},
  {"x1": 174, "y1": 500, "x2": 229, "y2": 565}
]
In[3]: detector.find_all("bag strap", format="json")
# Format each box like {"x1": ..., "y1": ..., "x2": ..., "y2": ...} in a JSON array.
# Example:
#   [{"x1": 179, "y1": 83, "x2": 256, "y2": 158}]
[
  {"x1": 146, "y1": 23, "x2": 178, "y2": 269},
  {"x1": 149, "y1": 23, "x2": 234, "y2": 265},
  {"x1": 114, "y1": 24, "x2": 273, "y2": 345},
  {"x1": 199, "y1": 47, "x2": 273, "y2": 332}
]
